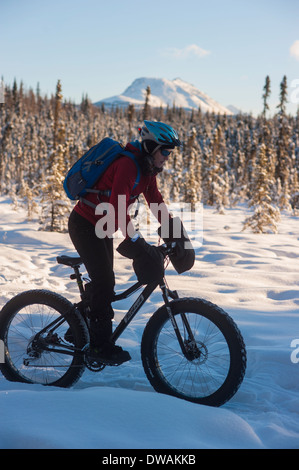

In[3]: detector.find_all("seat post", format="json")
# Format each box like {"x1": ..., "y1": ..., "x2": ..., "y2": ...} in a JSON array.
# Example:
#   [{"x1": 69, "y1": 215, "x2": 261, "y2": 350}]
[{"x1": 71, "y1": 265, "x2": 85, "y2": 297}]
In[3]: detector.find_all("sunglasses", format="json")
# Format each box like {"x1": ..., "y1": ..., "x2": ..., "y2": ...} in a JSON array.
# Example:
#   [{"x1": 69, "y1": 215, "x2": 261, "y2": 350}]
[{"x1": 160, "y1": 149, "x2": 172, "y2": 157}]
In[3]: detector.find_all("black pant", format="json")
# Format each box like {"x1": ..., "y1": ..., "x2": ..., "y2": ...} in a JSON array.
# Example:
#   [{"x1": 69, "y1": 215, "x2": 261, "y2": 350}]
[{"x1": 68, "y1": 209, "x2": 115, "y2": 340}]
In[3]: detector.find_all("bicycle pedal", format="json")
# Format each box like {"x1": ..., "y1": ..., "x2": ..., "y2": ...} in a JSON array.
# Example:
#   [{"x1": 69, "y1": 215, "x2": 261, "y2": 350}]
[
  {"x1": 87, "y1": 348, "x2": 131, "y2": 367},
  {"x1": 84, "y1": 355, "x2": 106, "y2": 372},
  {"x1": 93, "y1": 355, "x2": 130, "y2": 367}
]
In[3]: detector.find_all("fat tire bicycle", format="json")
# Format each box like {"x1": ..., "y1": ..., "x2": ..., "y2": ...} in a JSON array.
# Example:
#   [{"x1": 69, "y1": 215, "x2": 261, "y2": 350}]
[{"x1": 0, "y1": 244, "x2": 246, "y2": 407}]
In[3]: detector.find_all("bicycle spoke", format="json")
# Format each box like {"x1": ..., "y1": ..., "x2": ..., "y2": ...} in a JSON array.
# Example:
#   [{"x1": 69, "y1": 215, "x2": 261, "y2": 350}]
[
  {"x1": 155, "y1": 312, "x2": 231, "y2": 399},
  {"x1": 6, "y1": 303, "x2": 75, "y2": 384}
]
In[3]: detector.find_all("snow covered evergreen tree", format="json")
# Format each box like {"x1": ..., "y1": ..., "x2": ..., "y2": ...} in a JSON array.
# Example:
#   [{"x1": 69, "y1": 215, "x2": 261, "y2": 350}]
[
  {"x1": 183, "y1": 127, "x2": 202, "y2": 211},
  {"x1": 40, "y1": 144, "x2": 71, "y2": 232},
  {"x1": 243, "y1": 143, "x2": 280, "y2": 233},
  {"x1": 202, "y1": 124, "x2": 228, "y2": 212},
  {"x1": 39, "y1": 81, "x2": 72, "y2": 231}
]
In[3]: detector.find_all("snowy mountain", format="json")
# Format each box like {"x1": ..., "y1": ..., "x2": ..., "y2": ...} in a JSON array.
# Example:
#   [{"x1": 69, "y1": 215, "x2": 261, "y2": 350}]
[
  {"x1": 226, "y1": 104, "x2": 243, "y2": 115},
  {"x1": 95, "y1": 77, "x2": 233, "y2": 114}
]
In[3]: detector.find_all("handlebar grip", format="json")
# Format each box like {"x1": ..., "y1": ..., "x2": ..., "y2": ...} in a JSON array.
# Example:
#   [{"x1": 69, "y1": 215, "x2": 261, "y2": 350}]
[{"x1": 158, "y1": 242, "x2": 177, "y2": 256}]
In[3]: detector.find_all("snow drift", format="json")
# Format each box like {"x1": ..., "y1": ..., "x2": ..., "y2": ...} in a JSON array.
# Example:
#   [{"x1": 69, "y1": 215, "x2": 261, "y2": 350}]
[{"x1": 0, "y1": 198, "x2": 298, "y2": 449}]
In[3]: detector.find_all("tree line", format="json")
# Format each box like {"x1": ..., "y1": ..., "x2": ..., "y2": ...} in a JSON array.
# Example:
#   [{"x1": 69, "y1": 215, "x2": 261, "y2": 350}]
[{"x1": 0, "y1": 76, "x2": 298, "y2": 233}]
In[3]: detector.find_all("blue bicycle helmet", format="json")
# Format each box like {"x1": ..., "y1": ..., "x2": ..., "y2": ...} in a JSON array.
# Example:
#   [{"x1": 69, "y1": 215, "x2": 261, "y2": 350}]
[{"x1": 139, "y1": 120, "x2": 181, "y2": 148}]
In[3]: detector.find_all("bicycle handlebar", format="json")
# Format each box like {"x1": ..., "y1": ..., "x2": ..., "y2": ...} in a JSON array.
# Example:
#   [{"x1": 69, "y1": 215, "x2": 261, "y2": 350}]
[{"x1": 158, "y1": 241, "x2": 177, "y2": 257}]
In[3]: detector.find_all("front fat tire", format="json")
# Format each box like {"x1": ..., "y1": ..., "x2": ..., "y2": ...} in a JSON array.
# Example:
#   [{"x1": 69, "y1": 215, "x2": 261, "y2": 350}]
[
  {"x1": 141, "y1": 298, "x2": 246, "y2": 407},
  {"x1": 0, "y1": 290, "x2": 89, "y2": 388}
]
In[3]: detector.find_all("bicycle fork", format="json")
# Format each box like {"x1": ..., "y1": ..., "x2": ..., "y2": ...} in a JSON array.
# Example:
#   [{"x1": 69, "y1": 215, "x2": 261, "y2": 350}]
[{"x1": 160, "y1": 282, "x2": 200, "y2": 361}]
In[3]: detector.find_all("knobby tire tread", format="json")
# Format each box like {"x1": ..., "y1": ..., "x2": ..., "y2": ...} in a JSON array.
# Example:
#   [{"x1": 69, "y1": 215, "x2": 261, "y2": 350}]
[
  {"x1": 0, "y1": 289, "x2": 89, "y2": 388},
  {"x1": 141, "y1": 297, "x2": 246, "y2": 407}
]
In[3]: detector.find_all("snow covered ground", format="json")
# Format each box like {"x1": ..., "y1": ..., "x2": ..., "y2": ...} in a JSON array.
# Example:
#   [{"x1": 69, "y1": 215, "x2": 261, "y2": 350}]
[{"x1": 0, "y1": 197, "x2": 298, "y2": 449}]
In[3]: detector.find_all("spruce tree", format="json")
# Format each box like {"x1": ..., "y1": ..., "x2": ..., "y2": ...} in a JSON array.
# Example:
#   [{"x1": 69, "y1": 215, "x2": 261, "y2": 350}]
[
  {"x1": 275, "y1": 76, "x2": 291, "y2": 190},
  {"x1": 202, "y1": 124, "x2": 227, "y2": 212},
  {"x1": 39, "y1": 80, "x2": 71, "y2": 231},
  {"x1": 277, "y1": 75, "x2": 288, "y2": 115},
  {"x1": 184, "y1": 128, "x2": 201, "y2": 211},
  {"x1": 143, "y1": 85, "x2": 151, "y2": 120},
  {"x1": 127, "y1": 103, "x2": 135, "y2": 140},
  {"x1": 262, "y1": 75, "x2": 271, "y2": 118},
  {"x1": 53, "y1": 79, "x2": 63, "y2": 150},
  {"x1": 40, "y1": 144, "x2": 71, "y2": 232},
  {"x1": 243, "y1": 143, "x2": 280, "y2": 233}
]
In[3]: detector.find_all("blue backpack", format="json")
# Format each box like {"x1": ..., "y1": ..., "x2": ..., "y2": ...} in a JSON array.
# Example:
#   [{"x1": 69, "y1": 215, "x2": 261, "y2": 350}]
[{"x1": 63, "y1": 137, "x2": 140, "y2": 208}]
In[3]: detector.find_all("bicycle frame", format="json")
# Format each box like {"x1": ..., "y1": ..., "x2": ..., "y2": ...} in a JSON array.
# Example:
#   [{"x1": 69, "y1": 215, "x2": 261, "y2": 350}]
[
  {"x1": 109, "y1": 278, "x2": 195, "y2": 359},
  {"x1": 2, "y1": 254, "x2": 246, "y2": 404},
  {"x1": 37, "y1": 279, "x2": 182, "y2": 359},
  {"x1": 111, "y1": 282, "x2": 178, "y2": 342},
  {"x1": 111, "y1": 280, "x2": 161, "y2": 342},
  {"x1": 47, "y1": 252, "x2": 197, "y2": 361}
]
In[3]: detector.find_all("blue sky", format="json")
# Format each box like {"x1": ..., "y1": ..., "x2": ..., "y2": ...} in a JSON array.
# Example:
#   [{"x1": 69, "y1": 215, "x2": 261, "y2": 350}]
[{"x1": 1, "y1": 0, "x2": 299, "y2": 115}]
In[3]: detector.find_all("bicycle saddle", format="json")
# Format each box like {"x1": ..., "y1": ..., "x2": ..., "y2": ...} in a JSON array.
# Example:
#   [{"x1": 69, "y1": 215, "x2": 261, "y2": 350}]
[{"x1": 56, "y1": 255, "x2": 83, "y2": 267}]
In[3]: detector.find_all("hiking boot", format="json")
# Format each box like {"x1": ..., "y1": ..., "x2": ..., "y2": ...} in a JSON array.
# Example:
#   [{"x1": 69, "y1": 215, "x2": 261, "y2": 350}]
[
  {"x1": 89, "y1": 317, "x2": 112, "y2": 346},
  {"x1": 89, "y1": 342, "x2": 131, "y2": 366}
]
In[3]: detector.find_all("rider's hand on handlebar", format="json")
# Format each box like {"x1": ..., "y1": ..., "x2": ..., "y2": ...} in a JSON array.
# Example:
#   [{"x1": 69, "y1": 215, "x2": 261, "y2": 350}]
[
  {"x1": 158, "y1": 216, "x2": 185, "y2": 242},
  {"x1": 158, "y1": 217, "x2": 195, "y2": 274},
  {"x1": 117, "y1": 234, "x2": 164, "y2": 284}
]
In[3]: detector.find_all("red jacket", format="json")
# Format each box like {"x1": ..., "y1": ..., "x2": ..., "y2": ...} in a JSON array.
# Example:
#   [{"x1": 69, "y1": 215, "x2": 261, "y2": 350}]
[{"x1": 74, "y1": 142, "x2": 167, "y2": 237}]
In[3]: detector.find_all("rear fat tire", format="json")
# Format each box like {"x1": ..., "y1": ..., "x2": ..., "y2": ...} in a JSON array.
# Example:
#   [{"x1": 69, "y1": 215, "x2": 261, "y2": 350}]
[
  {"x1": 141, "y1": 298, "x2": 246, "y2": 407},
  {"x1": 0, "y1": 290, "x2": 89, "y2": 387}
]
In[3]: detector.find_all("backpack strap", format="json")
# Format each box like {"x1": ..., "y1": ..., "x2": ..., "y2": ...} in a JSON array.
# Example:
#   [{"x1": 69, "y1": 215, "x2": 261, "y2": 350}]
[
  {"x1": 80, "y1": 152, "x2": 141, "y2": 208},
  {"x1": 79, "y1": 197, "x2": 98, "y2": 209},
  {"x1": 121, "y1": 151, "x2": 141, "y2": 190}
]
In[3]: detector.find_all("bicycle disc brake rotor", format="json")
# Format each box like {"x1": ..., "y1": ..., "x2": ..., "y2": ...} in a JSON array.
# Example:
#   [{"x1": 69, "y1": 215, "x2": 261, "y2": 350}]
[{"x1": 184, "y1": 339, "x2": 208, "y2": 365}]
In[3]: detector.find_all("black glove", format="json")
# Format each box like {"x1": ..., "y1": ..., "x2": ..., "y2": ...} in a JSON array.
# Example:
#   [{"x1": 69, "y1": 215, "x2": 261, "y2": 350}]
[
  {"x1": 158, "y1": 217, "x2": 195, "y2": 274},
  {"x1": 117, "y1": 234, "x2": 164, "y2": 284}
]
